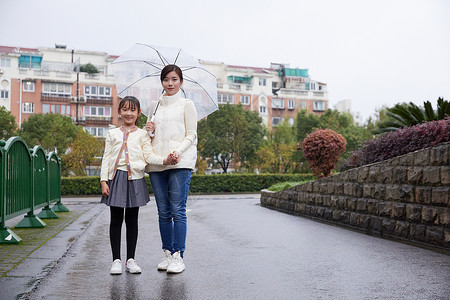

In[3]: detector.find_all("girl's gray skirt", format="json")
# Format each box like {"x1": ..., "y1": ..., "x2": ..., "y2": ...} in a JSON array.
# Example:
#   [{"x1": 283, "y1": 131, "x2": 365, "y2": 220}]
[{"x1": 101, "y1": 170, "x2": 150, "y2": 208}]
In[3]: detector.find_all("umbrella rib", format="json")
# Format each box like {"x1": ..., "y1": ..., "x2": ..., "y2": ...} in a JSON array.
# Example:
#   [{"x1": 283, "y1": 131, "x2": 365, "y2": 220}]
[
  {"x1": 181, "y1": 66, "x2": 217, "y2": 77},
  {"x1": 111, "y1": 59, "x2": 165, "y2": 71},
  {"x1": 136, "y1": 43, "x2": 170, "y2": 66},
  {"x1": 174, "y1": 49, "x2": 181, "y2": 65},
  {"x1": 183, "y1": 75, "x2": 219, "y2": 109},
  {"x1": 117, "y1": 74, "x2": 159, "y2": 95}
]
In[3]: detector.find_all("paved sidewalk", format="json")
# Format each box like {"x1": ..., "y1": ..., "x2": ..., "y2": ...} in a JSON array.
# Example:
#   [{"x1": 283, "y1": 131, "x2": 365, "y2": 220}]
[{"x1": 0, "y1": 197, "x2": 105, "y2": 300}]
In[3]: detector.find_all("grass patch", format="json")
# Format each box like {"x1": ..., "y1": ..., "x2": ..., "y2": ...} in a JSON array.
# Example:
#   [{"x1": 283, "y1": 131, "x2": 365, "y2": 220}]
[{"x1": 267, "y1": 180, "x2": 313, "y2": 192}]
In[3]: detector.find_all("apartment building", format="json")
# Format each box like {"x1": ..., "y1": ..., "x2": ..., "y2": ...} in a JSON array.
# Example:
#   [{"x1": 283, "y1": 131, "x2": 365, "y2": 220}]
[
  {"x1": 0, "y1": 44, "x2": 329, "y2": 137},
  {"x1": 0, "y1": 45, "x2": 118, "y2": 138},
  {"x1": 201, "y1": 61, "x2": 328, "y2": 128}
]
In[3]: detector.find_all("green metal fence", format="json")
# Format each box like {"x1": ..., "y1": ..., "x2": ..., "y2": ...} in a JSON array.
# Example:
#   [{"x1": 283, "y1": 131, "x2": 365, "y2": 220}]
[{"x1": 0, "y1": 137, "x2": 66, "y2": 244}]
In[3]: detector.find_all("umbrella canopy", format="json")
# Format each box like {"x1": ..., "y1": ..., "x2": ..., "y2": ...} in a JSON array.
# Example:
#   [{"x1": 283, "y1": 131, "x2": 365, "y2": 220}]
[{"x1": 110, "y1": 43, "x2": 218, "y2": 121}]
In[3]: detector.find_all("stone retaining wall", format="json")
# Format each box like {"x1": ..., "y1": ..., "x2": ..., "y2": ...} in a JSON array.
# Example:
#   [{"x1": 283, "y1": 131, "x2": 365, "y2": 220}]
[{"x1": 260, "y1": 142, "x2": 450, "y2": 249}]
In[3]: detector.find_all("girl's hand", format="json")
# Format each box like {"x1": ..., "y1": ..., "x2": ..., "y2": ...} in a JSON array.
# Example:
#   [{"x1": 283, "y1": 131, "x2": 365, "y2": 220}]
[
  {"x1": 145, "y1": 121, "x2": 155, "y2": 133},
  {"x1": 101, "y1": 181, "x2": 109, "y2": 197},
  {"x1": 163, "y1": 152, "x2": 180, "y2": 165},
  {"x1": 171, "y1": 151, "x2": 181, "y2": 163}
]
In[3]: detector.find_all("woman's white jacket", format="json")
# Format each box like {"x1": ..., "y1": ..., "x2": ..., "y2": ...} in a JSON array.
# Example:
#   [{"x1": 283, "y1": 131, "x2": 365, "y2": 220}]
[{"x1": 145, "y1": 90, "x2": 197, "y2": 172}]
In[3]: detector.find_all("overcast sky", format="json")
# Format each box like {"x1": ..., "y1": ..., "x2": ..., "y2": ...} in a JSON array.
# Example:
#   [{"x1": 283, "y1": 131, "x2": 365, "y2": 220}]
[{"x1": 1, "y1": 0, "x2": 449, "y2": 122}]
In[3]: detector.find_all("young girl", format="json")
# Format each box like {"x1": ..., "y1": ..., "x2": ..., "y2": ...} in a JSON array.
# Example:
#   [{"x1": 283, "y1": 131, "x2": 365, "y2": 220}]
[
  {"x1": 101, "y1": 96, "x2": 176, "y2": 275},
  {"x1": 145, "y1": 64, "x2": 197, "y2": 274}
]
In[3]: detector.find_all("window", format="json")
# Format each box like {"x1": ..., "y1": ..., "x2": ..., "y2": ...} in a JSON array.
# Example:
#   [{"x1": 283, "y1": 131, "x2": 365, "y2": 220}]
[
  {"x1": 272, "y1": 117, "x2": 282, "y2": 126},
  {"x1": 314, "y1": 101, "x2": 324, "y2": 111},
  {"x1": 227, "y1": 76, "x2": 252, "y2": 84},
  {"x1": 240, "y1": 95, "x2": 250, "y2": 105},
  {"x1": 259, "y1": 78, "x2": 266, "y2": 86},
  {"x1": 0, "y1": 90, "x2": 8, "y2": 99},
  {"x1": 300, "y1": 101, "x2": 306, "y2": 109},
  {"x1": 84, "y1": 85, "x2": 112, "y2": 98},
  {"x1": 84, "y1": 106, "x2": 111, "y2": 117},
  {"x1": 18, "y1": 55, "x2": 42, "y2": 69},
  {"x1": 84, "y1": 127, "x2": 107, "y2": 137},
  {"x1": 23, "y1": 103, "x2": 35, "y2": 113},
  {"x1": 0, "y1": 58, "x2": 11, "y2": 68},
  {"x1": 42, "y1": 104, "x2": 71, "y2": 116},
  {"x1": 23, "y1": 81, "x2": 35, "y2": 92},
  {"x1": 259, "y1": 105, "x2": 266, "y2": 113},
  {"x1": 288, "y1": 118, "x2": 294, "y2": 126},
  {"x1": 310, "y1": 82, "x2": 316, "y2": 90},
  {"x1": 272, "y1": 98, "x2": 284, "y2": 109},
  {"x1": 43, "y1": 82, "x2": 71, "y2": 97},
  {"x1": 218, "y1": 93, "x2": 234, "y2": 104},
  {"x1": 288, "y1": 100, "x2": 295, "y2": 110}
]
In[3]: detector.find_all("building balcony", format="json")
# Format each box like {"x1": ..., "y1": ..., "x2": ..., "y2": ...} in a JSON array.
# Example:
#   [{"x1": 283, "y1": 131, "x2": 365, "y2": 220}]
[
  {"x1": 17, "y1": 69, "x2": 115, "y2": 83},
  {"x1": 83, "y1": 116, "x2": 112, "y2": 125},
  {"x1": 278, "y1": 88, "x2": 328, "y2": 100},
  {"x1": 85, "y1": 96, "x2": 113, "y2": 105},
  {"x1": 41, "y1": 94, "x2": 71, "y2": 102}
]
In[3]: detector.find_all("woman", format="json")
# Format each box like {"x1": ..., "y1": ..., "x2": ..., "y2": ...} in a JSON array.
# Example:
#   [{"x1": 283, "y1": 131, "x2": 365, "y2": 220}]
[{"x1": 145, "y1": 64, "x2": 197, "y2": 274}]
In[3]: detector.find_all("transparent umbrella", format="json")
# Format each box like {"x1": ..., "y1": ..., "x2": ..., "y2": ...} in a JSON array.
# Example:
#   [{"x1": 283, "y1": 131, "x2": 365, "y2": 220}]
[{"x1": 110, "y1": 43, "x2": 218, "y2": 122}]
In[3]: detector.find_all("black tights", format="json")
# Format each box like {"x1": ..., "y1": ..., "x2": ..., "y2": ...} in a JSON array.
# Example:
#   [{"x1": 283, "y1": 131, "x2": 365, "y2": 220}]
[{"x1": 109, "y1": 206, "x2": 139, "y2": 261}]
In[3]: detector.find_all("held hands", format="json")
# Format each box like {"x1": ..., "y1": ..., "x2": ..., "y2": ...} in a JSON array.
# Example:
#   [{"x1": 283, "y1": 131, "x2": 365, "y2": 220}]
[
  {"x1": 145, "y1": 121, "x2": 155, "y2": 134},
  {"x1": 101, "y1": 181, "x2": 110, "y2": 197},
  {"x1": 163, "y1": 151, "x2": 180, "y2": 166}
]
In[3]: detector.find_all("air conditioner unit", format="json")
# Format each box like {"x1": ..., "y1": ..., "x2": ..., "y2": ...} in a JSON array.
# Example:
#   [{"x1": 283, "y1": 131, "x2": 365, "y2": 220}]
[
  {"x1": 79, "y1": 95, "x2": 86, "y2": 102},
  {"x1": 71, "y1": 96, "x2": 77, "y2": 102}
]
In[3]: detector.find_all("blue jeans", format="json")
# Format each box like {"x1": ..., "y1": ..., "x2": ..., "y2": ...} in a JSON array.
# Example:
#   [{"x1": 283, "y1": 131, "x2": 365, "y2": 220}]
[{"x1": 149, "y1": 169, "x2": 191, "y2": 256}]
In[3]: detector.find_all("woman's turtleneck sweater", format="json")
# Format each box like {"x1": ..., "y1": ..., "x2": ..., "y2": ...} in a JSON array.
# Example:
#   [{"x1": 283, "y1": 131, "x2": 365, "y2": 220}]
[{"x1": 145, "y1": 90, "x2": 197, "y2": 172}]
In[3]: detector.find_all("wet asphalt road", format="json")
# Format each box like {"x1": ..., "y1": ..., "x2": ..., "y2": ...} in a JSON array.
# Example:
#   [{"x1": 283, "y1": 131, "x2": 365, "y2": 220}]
[{"x1": 28, "y1": 194, "x2": 450, "y2": 300}]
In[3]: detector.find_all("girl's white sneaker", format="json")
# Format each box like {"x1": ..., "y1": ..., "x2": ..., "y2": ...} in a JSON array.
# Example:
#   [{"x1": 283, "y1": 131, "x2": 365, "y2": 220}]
[
  {"x1": 110, "y1": 259, "x2": 122, "y2": 275},
  {"x1": 126, "y1": 258, "x2": 142, "y2": 274}
]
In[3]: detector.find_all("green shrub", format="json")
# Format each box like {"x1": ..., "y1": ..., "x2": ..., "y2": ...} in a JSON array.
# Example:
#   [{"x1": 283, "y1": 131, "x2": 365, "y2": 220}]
[{"x1": 61, "y1": 174, "x2": 314, "y2": 196}]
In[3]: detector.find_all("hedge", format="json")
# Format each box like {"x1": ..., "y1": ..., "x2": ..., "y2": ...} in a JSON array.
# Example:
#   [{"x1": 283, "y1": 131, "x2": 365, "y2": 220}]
[
  {"x1": 341, "y1": 117, "x2": 450, "y2": 170},
  {"x1": 61, "y1": 173, "x2": 314, "y2": 196}
]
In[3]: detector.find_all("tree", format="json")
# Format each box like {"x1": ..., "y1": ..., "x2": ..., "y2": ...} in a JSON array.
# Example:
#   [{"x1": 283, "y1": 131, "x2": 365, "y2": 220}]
[
  {"x1": 0, "y1": 106, "x2": 17, "y2": 140},
  {"x1": 80, "y1": 63, "x2": 99, "y2": 74},
  {"x1": 256, "y1": 117, "x2": 298, "y2": 173},
  {"x1": 374, "y1": 98, "x2": 450, "y2": 133},
  {"x1": 61, "y1": 128, "x2": 103, "y2": 176},
  {"x1": 318, "y1": 109, "x2": 372, "y2": 158},
  {"x1": 294, "y1": 109, "x2": 373, "y2": 174},
  {"x1": 295, "y1": 110, "x2": 320, "y2": 141},
  {"x1": 198, "y1": 104, "x2": 265, "y2": 173},
  {"x1": 19, "y1": 113, "x2": 78, "y2": 155},
  {"x1": 302, "y1": 129, "x2": 346, "y2": 178}
]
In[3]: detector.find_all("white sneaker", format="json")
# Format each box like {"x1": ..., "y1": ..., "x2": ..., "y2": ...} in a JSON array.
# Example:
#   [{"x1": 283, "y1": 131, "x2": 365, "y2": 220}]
[
  {"x1": 157, "y1": 249, "x2": 172, "y2": 271},
  {"x1": 110, "y1": 259, "x2": 122, "y2": 275},
  {"x1": 167, "y1": 251, "x2": 185, "y2": 274},
  {"x1": 126, "y1": 258, "x2": 142, "y2": 274}
]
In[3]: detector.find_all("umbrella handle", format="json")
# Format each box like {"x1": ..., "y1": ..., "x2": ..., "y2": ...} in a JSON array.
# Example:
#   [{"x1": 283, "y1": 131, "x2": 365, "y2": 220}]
[{"x1": 147, "y1": 115, "x2": 155, "y2": 137}]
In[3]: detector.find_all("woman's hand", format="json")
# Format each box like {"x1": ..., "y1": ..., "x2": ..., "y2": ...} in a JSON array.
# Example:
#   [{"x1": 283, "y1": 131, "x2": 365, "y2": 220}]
[
  {"x1": 171, "y1": 151, "x2": 181, "y2": 164},
  {"x1": 145, "y1": 121, "x2": 155, "y2": 133},
  {"x1": 101, "y1": 181, "x2": 109, "y2": 197},
  {"x1": 163, "y1": 151, "x2": 180, "y2": 165}
]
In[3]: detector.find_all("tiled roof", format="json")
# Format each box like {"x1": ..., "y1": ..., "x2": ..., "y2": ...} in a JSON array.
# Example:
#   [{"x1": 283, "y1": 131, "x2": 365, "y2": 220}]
[
  {"x1": 0, "y1": 45, "x2": 39, "y2": 54},
  {"x1": 227, "y1": 64, "x2": 274, "y2": 74}
]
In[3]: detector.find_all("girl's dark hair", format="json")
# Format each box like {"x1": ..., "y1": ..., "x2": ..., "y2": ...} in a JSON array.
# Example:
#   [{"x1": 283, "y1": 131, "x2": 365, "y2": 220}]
[
  {"x1": 160, "y1": 64, "x2": 183, "y2": 82},
  {"x1": 118, "y1": 96, "x2": 141, "y2": 125}
]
